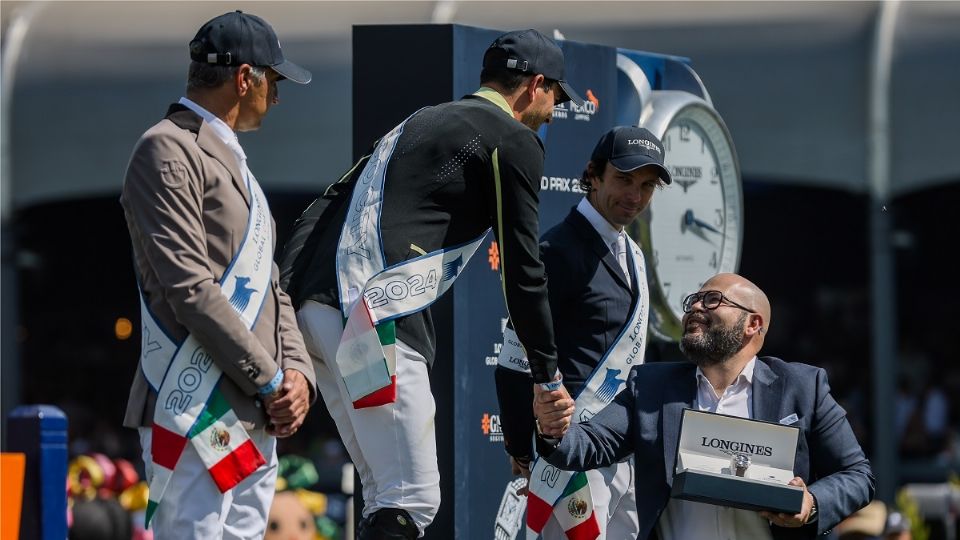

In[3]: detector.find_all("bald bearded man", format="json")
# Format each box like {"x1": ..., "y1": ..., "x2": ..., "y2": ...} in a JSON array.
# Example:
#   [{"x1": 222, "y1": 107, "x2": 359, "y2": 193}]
[{"x1": 533, "y1": 273, "x2": 875, "y2": 540}]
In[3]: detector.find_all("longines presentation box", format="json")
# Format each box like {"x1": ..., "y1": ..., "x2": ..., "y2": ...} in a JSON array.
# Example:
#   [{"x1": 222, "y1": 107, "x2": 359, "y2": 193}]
[{"x1": 671, "y1": 409, "x2": 804, "y2": 514}]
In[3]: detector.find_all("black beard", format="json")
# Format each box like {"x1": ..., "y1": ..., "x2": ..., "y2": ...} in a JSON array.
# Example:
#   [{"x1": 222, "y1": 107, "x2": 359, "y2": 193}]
[{"x1": 680, "y1": 312, "x2": 747, "y2": 367}]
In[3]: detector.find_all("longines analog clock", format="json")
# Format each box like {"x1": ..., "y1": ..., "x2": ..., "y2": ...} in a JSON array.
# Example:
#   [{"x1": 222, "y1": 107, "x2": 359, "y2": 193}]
[{"x1": 626, "y1": 90, "x2": 744, "y2": 341}]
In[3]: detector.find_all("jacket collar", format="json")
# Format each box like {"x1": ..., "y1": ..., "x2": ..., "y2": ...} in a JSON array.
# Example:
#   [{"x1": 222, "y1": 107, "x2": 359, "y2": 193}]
[
  {"x1": 576, "y1": 197, "x2": 622, "y2": 248},
  {"x1": 164, "y1": 103, "x2": 250, "y2": 205},
  {"x1": 473, "y1": 86, "x2": 514, "y2": 117},
  {"x1": 751, "y1": 357, "x2": 783, "y2": 424},
  {"x1": 564, "y1": 207, "x2": 633, "y2": 294}
]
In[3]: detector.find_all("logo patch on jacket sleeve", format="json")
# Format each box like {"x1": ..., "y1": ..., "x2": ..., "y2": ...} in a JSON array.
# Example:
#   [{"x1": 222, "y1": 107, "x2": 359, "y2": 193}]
[{"x1": 159, "y1": 160, "x2": 188, "y2": 189}]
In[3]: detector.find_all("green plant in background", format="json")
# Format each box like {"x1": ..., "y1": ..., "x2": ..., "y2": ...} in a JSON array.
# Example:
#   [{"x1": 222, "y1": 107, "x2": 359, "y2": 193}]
[
  {"x1": 897, "y1": 488, "x2": 930, "y2": 540},
  {"x1": 949, "y1": 472, "x2": 960, "y2": 488}
]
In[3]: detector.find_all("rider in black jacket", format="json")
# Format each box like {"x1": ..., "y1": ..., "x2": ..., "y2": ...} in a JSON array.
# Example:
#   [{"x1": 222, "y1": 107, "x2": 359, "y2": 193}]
[{"x1": 279, "y1": 29, "x2": 582, "y2": 539}]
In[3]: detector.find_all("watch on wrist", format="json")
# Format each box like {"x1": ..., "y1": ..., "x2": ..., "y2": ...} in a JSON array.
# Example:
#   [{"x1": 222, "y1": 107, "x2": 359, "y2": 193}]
[{"x1": 535, "y1": 418, "x2": 560, "y2": 445}]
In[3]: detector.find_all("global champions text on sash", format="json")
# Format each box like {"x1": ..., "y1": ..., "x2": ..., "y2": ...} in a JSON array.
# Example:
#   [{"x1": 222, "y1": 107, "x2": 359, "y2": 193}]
[{"x1": 624, "y1": 316, "x2": 646, "y2": 365}]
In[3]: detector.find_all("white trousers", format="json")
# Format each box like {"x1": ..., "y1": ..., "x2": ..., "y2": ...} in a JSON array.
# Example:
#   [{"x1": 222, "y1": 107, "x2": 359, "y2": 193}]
[
  {"x1": 540, "y1": 458, "x2": 638, "y2": 540},
  {"x1": 297, "y1": 300, "x2": 440, "y2": 534},
  {"x1": 138, "y1": 427, "x2": 277, "y2": 539}
]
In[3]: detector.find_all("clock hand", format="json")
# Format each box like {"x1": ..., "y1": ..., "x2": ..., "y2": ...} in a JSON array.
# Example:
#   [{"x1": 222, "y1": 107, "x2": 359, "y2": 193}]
[
  {"x1": 683, "y1": 209, "x2": 722, "y2": 234},
  {"x1": 692, "y1": 216, "x2": 721, "y2": 234},
  {"x1": 681, "y1": 210, "x2": 719, "y2": 245}
]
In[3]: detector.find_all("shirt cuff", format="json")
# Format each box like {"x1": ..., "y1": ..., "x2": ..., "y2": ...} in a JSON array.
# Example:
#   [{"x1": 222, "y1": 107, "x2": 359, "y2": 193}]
[
  {"x1": 805, "y1": 493, "x2": 819, "y2": 524},
  {"x1": 539, "y1": 373, "x2": 563, "y2": 391}
]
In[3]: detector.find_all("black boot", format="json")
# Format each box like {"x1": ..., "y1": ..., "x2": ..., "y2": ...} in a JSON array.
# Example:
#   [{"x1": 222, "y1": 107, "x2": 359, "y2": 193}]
[{"x1": 357, "y1": 508, "x2": 420, "y2": 540}]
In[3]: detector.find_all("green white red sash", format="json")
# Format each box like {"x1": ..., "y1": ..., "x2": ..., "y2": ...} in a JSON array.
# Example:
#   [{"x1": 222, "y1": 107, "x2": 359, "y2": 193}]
[
  {"x1": 335, "y1": 111, "x2": 487, "y2": 408},
  {"x1": 138, "y1": 172, "x2": 273, "y2": 526},
  {"x1": 498, "y1": 234, "x2": 649, "y2": 540}
]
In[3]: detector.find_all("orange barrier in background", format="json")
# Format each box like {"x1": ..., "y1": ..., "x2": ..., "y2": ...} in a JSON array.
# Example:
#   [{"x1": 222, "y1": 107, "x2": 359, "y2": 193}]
[{"x1": 1, "y1": 453, "x2": 26, "y2": 540}]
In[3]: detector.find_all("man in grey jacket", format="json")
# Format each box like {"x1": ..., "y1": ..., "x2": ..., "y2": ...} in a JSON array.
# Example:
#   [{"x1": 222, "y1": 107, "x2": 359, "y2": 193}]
[
  {"x1": 534, "y1": 273, "x2": 874, "y2": 540},
  {"x1": 121, "y1": 11, "x2": 316, "y2": 538}
]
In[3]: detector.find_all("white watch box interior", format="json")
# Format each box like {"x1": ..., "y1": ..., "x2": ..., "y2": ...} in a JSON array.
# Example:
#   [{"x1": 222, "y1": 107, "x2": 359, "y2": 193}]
[{"x1": 671, "y1": 409, "x2": 804, "y2": 514}]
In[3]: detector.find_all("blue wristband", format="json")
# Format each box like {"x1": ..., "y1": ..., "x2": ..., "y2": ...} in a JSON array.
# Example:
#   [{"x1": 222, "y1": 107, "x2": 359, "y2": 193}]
[{"x1": 258, "y1": 368, "x2": 284, "y2": 396}]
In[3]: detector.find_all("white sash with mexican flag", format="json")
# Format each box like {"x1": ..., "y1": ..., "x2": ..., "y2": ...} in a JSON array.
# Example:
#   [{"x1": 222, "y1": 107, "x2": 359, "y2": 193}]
[
  {"x1": 335, "y1": 111, "x2": 488, "y2": 408},
  {"x1": 137, "y1": 173, "x2": 273, "y2": 526},
  {"x1": 498, "y1": 235, "x2": 649, "y2": 540}
]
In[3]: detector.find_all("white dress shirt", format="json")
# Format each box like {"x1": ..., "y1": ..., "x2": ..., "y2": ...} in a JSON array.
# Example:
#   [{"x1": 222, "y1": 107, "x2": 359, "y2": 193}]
[
  {"x1": 657, "y1": 357, "x2": 774, "y2": 540},
  {"x1": 576, "y1": 198, "x2": 631, "y2": 288},
  {"x1": 178, "y1": 97, "x2": 248, "y2": 170}
]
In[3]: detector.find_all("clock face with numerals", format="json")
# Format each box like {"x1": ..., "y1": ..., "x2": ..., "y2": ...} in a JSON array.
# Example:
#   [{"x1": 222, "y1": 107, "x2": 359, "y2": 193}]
[{"x1": 626, "y1": 91, "x2": 743, "y2": 340}]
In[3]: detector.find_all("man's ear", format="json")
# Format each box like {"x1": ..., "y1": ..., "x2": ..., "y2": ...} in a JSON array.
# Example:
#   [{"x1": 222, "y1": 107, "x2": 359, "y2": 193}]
[
  {"x1": 587, "y1": 160, "x2": 602, "y2": 180},
  {"x1": 747, "y1": 314, "x2": 764, "y2": 337},
  {"x1": 235, "y1": 64, "x2": 253, "y2": 95},
  {"x1": 585, "y1": 160, "x2": 601, "y2": 190},
  {"x1": 524, "y1": 73, "x2": 546, "y2": 102}
]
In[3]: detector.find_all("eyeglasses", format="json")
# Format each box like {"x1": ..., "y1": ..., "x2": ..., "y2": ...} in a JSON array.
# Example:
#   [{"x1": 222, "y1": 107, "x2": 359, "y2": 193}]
[{"x1": 682, "y1": 290, "x2": 757, "y2": 314}]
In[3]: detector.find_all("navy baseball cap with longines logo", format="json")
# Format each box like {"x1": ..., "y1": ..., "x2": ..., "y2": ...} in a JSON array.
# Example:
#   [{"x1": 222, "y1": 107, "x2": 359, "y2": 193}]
[
  {"x1": 591, "y1": 126, "x2": 673, "y2": 184},
  {"x1": 483, "y1": 29, "x2": 584, "y2": 106},
  {"x1": 189, "y1": 10, "x2": 312, "y2": 84}
]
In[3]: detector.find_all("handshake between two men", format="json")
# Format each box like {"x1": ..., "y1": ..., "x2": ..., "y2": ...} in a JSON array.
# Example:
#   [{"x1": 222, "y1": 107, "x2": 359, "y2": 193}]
[{"x1": 517, "y1": 274, "x2": 876, "y2": 540}]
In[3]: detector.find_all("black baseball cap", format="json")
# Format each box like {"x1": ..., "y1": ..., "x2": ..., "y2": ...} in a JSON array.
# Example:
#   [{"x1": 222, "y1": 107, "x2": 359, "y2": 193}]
[
  {"x1": 483, "y1": 29, "x2": 583, "y2": 106},
  {"x1": 189, "y1": 10, "x2": 311, "y2": 84},
  {"x1": 591, "y1": 126, "x2": 672, "y2": 184}
]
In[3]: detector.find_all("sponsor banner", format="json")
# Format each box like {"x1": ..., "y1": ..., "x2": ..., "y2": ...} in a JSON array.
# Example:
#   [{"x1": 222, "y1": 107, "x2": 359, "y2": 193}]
[
  {"x1": 480, "y1": 412, "x2": 504, "y2": 443},
  {"x1": 540, "y1": 175, "x2": 587, "y2": 194},
  {"x1": 551, "y1": 88, "x2": 601, "y2": 123}
]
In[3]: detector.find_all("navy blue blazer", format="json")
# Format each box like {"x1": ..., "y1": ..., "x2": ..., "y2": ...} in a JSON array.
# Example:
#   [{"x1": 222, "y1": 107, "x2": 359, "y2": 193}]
[
  {"x1": 542, "y1": 357, "x2": 875, "y2": 540},
  {"x1": 541, "y1": 208, "x2": 639, "y2": 396},
  {"x1": 496, "y1": 207, "x2": 641, "y2": 458}
]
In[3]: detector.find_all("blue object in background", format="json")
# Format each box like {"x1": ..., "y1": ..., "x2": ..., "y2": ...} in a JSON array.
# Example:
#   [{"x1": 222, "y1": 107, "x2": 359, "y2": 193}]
[{"x1": 7, "y1": 405, "x2": 68, "y2": 540}]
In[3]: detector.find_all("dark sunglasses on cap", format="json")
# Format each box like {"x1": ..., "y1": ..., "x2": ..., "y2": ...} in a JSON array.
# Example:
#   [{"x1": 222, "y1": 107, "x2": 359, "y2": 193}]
[{"x1": 682, "y1": 290, "x2": 757, "y2": 314}]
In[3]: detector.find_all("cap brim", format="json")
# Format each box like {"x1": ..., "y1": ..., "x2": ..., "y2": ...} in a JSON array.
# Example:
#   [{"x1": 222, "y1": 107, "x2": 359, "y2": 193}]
[
  {"x1": 557, "y1": 80, "x2": 583, "y2": 106},
  {"x1": 271, "y1": 60, "x2": 312, "y2": 84},
  {"x1": 610, "y1": 157, "x2": 672, "y2": 184}
]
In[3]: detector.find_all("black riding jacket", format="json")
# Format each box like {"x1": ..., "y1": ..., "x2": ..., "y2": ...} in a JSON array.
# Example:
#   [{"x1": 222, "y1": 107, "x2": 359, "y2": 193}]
[{"x1": 279, "y1": 89, "x2": 559, "y2": 419}]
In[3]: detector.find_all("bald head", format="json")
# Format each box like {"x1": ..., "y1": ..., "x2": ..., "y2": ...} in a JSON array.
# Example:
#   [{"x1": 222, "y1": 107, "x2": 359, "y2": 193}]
[{"x1": 702, "y1": 273, "x2": 771, "y2": 338}]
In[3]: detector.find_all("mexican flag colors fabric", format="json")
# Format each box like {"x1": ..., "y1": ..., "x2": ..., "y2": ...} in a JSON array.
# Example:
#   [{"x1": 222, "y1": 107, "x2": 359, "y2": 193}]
[
  {"x1": 526, "y1": 470, "x2": 600, "y2": 540},
  {"x1": 187, "y1": 386, "x2": 265, "y2": 491},
  {"x1": 336, "y1": 298, "x2": 397, "y2": 409},
  {"x1": 145, "y1": 385, "x2": 266, "y2": 526}
]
